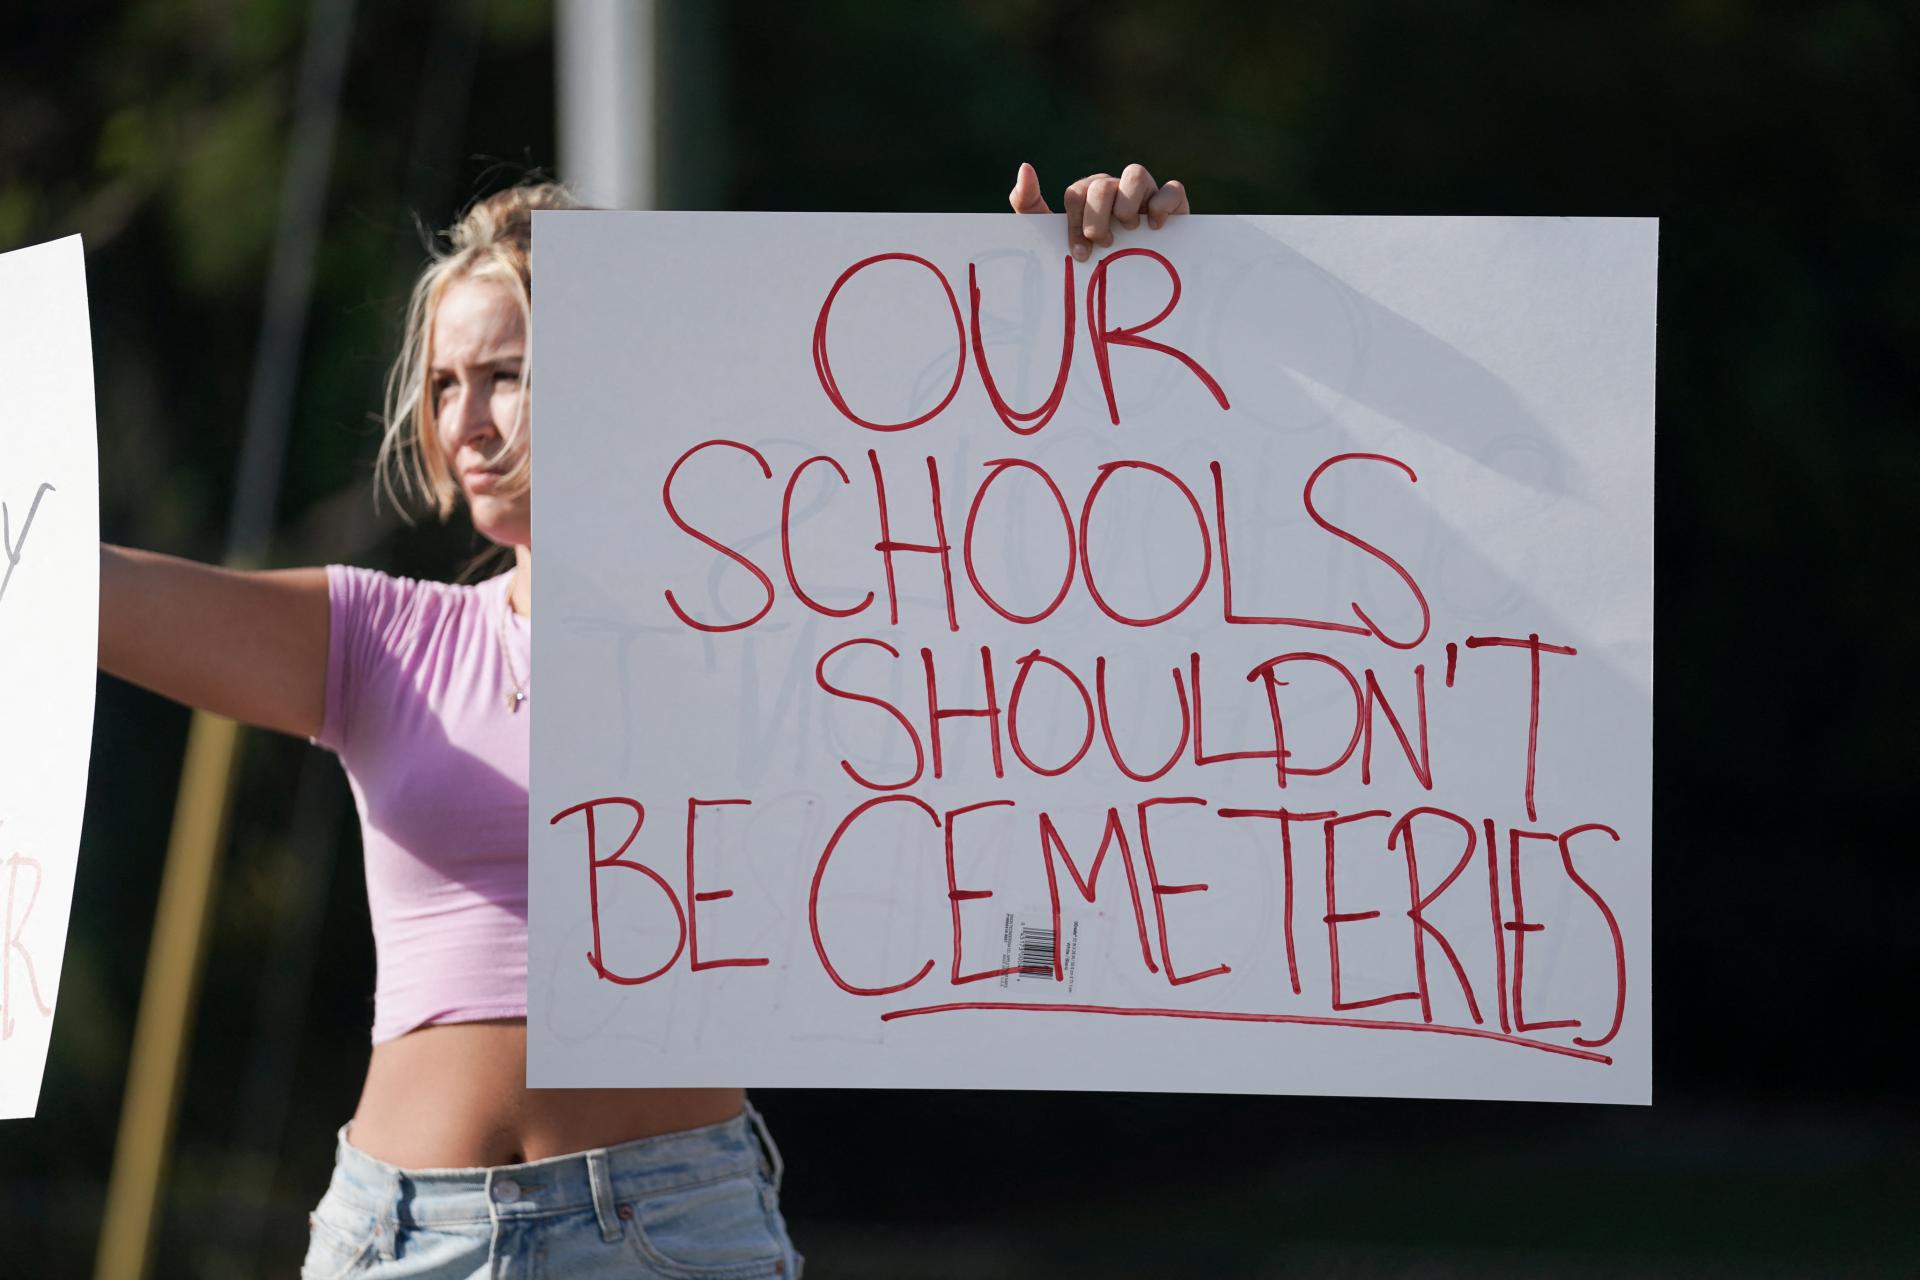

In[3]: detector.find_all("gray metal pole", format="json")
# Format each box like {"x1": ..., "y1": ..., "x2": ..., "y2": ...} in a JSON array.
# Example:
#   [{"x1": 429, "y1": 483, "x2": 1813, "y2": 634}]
[{"x1": 557, "y1": 0, "x2": 657, "y2": 210}]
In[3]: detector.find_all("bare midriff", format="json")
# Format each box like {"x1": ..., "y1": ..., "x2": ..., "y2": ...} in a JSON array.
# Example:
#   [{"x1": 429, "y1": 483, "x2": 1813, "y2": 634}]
[{"x1": 347, "y1": 1020, "x2": 745, "y2": 1168}]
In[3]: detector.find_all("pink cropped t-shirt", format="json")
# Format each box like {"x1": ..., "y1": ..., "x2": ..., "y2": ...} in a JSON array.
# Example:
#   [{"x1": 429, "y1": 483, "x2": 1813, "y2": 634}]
[{"x1": 314, "y1": 565, "x2": 530, "y2": 1043}]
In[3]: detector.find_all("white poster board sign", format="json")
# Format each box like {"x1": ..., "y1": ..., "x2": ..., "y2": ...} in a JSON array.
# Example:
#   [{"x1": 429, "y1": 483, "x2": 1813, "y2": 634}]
[
  {"x1": 530, "y1": 214, "x2": 1654, "y2": 1104},
  {"x1": 0, "y1": 235, "x2": 100, "y2": 1119}
]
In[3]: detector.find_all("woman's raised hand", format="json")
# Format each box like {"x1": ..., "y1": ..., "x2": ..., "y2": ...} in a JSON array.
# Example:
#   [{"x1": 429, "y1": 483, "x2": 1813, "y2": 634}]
[{"x1": 1008, "y1": 161, "x2": 1192, "y2": 261}]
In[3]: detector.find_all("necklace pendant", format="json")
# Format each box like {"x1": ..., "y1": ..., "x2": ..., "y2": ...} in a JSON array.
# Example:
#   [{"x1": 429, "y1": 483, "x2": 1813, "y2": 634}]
[{"x1": 506, "y1": 689, "x2": 526, "y2": 713}]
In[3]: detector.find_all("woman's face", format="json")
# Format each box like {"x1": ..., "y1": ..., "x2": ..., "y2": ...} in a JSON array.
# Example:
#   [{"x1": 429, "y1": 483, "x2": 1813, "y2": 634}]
[{"x1": 431, "y1": 275, "x2": 530, "y2": 548}]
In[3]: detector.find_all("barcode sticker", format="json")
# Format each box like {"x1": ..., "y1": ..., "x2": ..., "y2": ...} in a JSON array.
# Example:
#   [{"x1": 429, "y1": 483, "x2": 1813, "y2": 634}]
[{"x1": 998, "y1": 911, "x2": 1079, "y2": 993}]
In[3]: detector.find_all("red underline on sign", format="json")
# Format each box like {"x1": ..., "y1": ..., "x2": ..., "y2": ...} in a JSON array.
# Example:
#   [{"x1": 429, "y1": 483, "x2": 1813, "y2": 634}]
[{"x1": 878, "y1": 1001, "x2": 1613, "y2": 1065}]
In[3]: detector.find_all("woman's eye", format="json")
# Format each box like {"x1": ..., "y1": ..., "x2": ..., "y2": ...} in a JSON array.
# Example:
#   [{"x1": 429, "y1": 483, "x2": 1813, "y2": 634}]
[{"x1": 495, "y1": 370, "x2": 521, "y2": 386}]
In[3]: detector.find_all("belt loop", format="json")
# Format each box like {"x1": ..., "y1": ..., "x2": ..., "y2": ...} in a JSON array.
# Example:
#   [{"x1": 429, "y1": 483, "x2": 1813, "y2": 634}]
[
  {"x1": 374, "y1": 1168, "x2": 401, "y2": 1262},
  {"x1": 480, "y1": 1167, "x2": 506, "y2": 1265},
  {"x1": 587, "y1": 1148, "x2": 623, "y2": 1243},
  {"x1": 744, "y1": 1100, "x2": 785, "y2": 1192}
]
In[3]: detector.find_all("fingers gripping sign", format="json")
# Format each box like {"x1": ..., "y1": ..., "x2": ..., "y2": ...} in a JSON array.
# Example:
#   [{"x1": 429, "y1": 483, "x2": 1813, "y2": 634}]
[
  {"x1": 1007, "y1": 161, "x2": 1051, "y2": 215},
  {"x1": 1008, "y1": 161, "x2": 1192, "y2": 260},
  {"x1": 1111, "y1": 164, "x2": 1157, "y2": 231}
]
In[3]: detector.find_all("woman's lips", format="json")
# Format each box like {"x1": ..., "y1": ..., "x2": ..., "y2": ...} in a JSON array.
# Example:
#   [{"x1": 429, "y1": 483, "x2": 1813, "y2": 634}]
[{"x1": 464, "y1": 467, "x2": 504, "y2": 494}]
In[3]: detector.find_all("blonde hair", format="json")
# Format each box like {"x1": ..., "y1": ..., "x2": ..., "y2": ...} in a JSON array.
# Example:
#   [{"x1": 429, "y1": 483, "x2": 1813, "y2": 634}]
[{"x1": 378, "y1": 181, "x2": 579, "y2": 521}]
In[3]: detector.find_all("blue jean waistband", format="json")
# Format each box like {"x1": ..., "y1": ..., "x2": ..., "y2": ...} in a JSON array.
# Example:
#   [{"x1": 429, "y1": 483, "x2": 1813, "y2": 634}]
[{"x1": 323, "y1": 1102, "x2": 784, "y2": 1227}]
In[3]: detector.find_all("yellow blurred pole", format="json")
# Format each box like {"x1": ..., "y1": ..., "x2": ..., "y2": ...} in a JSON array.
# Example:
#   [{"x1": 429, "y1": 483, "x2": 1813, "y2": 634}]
[
  {"x1": 93, "y1": 712, "x2": 244, "y2": 1280},
  {"x1": 90, "y1": 0, "x2": 353, "y2": 1272}
]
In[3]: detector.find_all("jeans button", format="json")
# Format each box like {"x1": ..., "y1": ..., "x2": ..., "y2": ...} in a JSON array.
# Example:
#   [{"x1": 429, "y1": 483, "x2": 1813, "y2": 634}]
[{"x1": 493, "y1": 1177, "x2": 521, "y2": 1203}]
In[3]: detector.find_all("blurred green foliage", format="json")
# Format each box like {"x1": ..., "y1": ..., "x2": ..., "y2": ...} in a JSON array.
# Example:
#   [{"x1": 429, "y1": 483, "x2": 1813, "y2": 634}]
[{"x1": 1, "y1": 1, "x2": 1913, "y2": 1275}]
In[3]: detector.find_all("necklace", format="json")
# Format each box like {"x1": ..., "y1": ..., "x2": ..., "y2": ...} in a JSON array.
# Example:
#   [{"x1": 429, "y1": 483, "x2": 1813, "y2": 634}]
[{"x1": 498, "y1": 575, "x2": 528, "y2": 713}]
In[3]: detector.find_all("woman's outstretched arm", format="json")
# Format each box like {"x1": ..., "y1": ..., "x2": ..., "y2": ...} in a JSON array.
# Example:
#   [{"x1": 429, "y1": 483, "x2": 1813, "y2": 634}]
[{"x1": 99, "y1": 544, "x2": 329, "y2": 739}]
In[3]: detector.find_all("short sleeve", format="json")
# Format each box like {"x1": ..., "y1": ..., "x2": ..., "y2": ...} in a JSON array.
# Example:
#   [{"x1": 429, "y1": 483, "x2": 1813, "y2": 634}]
[{"x1": 313, "y1": 564, "x2": 414, "y2": 755}]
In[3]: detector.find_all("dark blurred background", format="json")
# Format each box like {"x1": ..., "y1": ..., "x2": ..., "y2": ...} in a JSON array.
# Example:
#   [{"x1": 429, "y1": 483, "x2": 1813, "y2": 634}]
[{"x1": 2, "y1": 1, "x2": 1914, "y2": 1275}]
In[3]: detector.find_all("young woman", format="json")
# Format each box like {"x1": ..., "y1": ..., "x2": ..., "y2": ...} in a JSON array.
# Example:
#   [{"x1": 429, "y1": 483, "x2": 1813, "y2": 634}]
[{"x1": 99, "y1": 161, "x2": 1190, "y2": 1278}]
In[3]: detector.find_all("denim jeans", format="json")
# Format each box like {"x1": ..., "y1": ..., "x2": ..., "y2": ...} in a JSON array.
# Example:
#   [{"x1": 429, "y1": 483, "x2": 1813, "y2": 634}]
[{"x1": 300, "y1": 1103, "x2": 803, "y2": 1278}]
